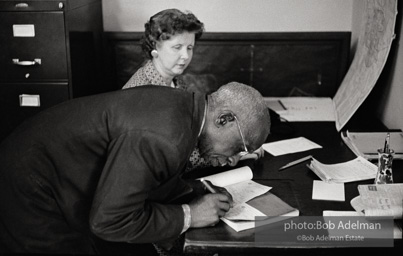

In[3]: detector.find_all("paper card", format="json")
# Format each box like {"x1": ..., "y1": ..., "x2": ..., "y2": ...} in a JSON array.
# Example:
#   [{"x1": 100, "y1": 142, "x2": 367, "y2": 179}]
[
  {"x1": 312, "y1": 180, "x2": 345, "y2": 201},
  {"x1": 13, "y1": 24, "x2": 35, "y2": 37},
  {"x1": 19, "y1": 94, "x2": 40, "y2": 107},
  {"x1": 262, "y1": 137, "x2": 322, "y2": 156},
  {"x1": 323, "y1": 210, "x2": 359, "y2": 216}
]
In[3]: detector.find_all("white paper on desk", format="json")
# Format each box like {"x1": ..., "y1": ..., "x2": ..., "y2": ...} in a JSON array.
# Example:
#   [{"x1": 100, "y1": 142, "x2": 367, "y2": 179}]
[
  {"x1": 264, "y1": 97, "x2": 335, "y2": 122},
  {"x1": 308, "y1": 156, "x2": 377, "y2": 183},
  {"x1": 350, "y1": 196, "x2": 367, "y2": 216},
  {"x1": 225, "y1": 180, "x2": 271, "y2": 205},
  {"x1": 199, "y1": 166, "x2": 252, "y2": 187},
  {"x1": 262, "y1": 137, "x2": 322, "y2": 156},
  {"x1": 225, "y1": 202, "x2": 266, "y2": 220},
  {"x1": 199, "y1": 166, "x2": 272, "y2": 220},
  {"x1": 356, "y1": 184, "x2": 403, "y2": 219},
  {"x1": 323, "y1": 210, "x2": 360, "y2": 216},
  {"x1": 312, "y1": 180, "x2": 345, "y2": 201}
]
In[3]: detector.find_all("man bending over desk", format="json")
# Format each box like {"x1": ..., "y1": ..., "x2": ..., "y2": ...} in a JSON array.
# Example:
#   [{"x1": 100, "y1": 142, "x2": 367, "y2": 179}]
[{"x1": 0, "y1": 82, "x2": 270, "y2": 255}]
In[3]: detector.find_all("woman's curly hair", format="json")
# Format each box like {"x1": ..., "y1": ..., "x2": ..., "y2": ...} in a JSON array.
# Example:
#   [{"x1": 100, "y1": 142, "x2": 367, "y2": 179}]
[{"x1": 141, "y1": 9, "x2": 204, "y2": 59}]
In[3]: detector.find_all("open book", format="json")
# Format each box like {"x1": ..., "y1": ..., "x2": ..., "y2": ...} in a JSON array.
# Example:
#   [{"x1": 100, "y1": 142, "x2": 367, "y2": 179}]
[
  {"x1": 341, "y1": 131, "x2": 403, "y2": 160},
  {"x1": 306, "y1": 156, "x2": 378, "y2": 183},
  {"x1": 200, "y1": 166, "x2": 299, "y2": 232}
]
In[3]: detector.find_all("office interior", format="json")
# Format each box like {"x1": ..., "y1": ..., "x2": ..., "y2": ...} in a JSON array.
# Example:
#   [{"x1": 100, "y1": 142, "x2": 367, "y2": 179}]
[
  {"x1": 0, "y1": 0, "x2": 402, "y2": 255},
  {"x1": 101, "y1": 0, "x2": 403, "y2": 131},
  {"x1": 1, "y1": 0, "x2": 402, "y2": 139}
]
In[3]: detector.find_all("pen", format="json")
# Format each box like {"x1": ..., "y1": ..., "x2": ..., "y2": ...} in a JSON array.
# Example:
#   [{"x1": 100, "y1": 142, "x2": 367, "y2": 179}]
[
  {"x1": 278, "y1": 155, "x2": 313, "y2": 171},
  {"x1": 200, "y1": 178, "x2": 217, "y2": 193},
  {"x1": 278, "y1": 100, "x2": 287, "y2": 110}
]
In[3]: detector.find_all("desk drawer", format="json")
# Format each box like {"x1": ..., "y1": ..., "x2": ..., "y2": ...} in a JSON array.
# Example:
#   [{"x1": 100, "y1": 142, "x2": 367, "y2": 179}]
[
  {"x1": 0, "y1": 82, "x2": 69, "y2": 141},
  {"x1": 0, "y1": 11, "x2": 68, "y2": 81}
]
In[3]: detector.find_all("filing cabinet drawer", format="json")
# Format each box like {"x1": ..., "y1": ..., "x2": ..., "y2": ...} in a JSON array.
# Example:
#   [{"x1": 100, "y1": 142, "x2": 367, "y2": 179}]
[
  {"x1": 0, "y1": 0, "x2": 103, "y2": 142},
  {"x1": 0, "y1": 82, "x2": 69, "y2": 141},
  {"x1": 0, "y1": 11, "x2": 68, "y2": 81},
  {"x1": 0, "y1": 1, "x2": 66, "y2": 11}
]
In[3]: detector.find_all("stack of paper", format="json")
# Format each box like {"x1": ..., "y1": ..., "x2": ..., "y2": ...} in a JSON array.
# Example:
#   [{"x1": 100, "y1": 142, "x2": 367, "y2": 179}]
[
  {"x1": 351, "y1": 183, "x2": 403, "y2": 219},
  {"x1": 347, "y1": 184, "x2": 403, "y2": 239},
  {"x1": 341, "y1": 131, "x2": 403, "y2": 160},
  {"x1": 312, "y1": 180, "x2": 345, "y2": 201},
  {"x1": 306, "y1": 156, "x2": 377, "y2": 183}
]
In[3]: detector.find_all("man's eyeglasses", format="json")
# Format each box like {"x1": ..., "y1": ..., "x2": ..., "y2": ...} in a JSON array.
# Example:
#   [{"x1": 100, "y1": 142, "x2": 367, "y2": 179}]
[{"x1": 233, "y1": 115, "x2": 249, "y2": 157}]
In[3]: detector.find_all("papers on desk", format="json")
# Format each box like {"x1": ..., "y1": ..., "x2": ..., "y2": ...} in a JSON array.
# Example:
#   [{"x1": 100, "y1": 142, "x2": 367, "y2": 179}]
[
  {"x1": 221, "y1": 193, "x2": 299, "y2": 232},
  {"x1": 348, "y1": 184, "x2": 403, "y2": 239},
  {"x1": 262, "y1": 137, "x2": 322, "y2": 156},
  {"x1": 264, "y1": 97, "x2": 335, "y2": 122},
  {"x1": 351, "y1": 184, "x2": 403, "y2": 219},
  {"x1": 312, "y1": 180, "x2": 345, "y2": 201},
  {"x1": 200, "y1": 166, "x2": 271, "y2": 220},
  {"x1": 263, "y1": 1, "x2": 397, "y2": 130},
  {"x1": 323, "y1": 210, "x2": 360, "y2": 216},
  {"x1": 341, "y1": 131, "x2": 403, "y2": 160},
  {"x1": 200, "y1": 166, "x2": 299, "y2": 232},
  {"x1": 323, "y1": 210, "x2": 402, "y2": 239},
  {"x1": 306, "y1": 156, "x2": 377, "y2": 183},
  {"x1": 200, "y1": 166, "x2": 253, "y2": 187}
]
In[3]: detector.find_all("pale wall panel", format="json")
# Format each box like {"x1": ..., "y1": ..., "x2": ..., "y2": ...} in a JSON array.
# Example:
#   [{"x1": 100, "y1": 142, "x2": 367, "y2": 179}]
[{"x1": 102, "y1": 0, "x2": 353, "y2": 32}]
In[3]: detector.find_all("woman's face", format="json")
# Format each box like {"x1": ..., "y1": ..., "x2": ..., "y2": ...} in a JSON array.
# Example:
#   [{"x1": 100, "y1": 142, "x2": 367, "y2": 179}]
[{"x1": 154, "y1": 31, "x2": 195, "y2": 78}]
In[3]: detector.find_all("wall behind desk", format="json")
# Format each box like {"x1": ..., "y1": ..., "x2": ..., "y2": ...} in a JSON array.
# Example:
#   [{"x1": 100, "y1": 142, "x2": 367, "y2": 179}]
[
  {"x1": 102, "y1": 0, "x2": 402, "y2": 130},
  {"x1": 103, "y1": 32, "x2": 350, "y2": 97},
  {"x1": 102, "y1": 0, "x2": 352, "y2": 33},
  {"x1": 102, "y1": 0, "x2": 353, "y2": 96}
]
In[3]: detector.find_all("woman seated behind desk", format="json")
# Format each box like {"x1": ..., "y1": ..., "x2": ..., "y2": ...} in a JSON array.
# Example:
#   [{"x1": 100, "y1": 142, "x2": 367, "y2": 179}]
[
  {"x1": 123, "y1": 9, "x2": 213, "y2": 171},
  {"x1": 122, "y1": 8, "x2": 202, "y2": 91},
  {"x1": 122, "y1": 9, "x2": 263, "y2": 171}
]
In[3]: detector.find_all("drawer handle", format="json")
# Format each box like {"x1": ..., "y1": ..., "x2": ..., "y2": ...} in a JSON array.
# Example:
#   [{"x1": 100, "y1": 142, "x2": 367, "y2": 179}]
[
  {"x1": 15, "y1": 3, "x2": 29, "y2": 8},
  {"x1": 12, "y1": 58, "x2": 41, "y2": 66}
]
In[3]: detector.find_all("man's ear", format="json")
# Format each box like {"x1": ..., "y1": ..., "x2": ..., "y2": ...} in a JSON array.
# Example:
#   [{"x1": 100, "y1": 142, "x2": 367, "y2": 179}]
[{"x1": 215, "y1": 113, "x2": 235, "y2": 127}]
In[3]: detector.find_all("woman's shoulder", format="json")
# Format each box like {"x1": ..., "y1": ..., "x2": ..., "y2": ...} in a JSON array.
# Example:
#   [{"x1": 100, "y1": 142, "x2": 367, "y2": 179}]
[{"x1": 122, "y1": 61, "x2": 152, "y2": 89}]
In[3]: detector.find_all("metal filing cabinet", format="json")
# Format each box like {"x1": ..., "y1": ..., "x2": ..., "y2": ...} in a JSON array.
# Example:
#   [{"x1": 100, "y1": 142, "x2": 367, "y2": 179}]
[{"x1": 0, "y1": 0, "x2": 103, "y2": 141}]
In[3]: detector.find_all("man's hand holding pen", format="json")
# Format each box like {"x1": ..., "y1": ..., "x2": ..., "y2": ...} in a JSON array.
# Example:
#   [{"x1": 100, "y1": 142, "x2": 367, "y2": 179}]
[{"x1": 188, "y1": 179, "x2": 234, "y2": 228}]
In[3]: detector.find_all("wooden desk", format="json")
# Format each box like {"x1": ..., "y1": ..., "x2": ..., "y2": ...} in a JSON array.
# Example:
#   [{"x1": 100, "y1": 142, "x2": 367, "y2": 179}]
[{"x1": 183, "y1": 122, "x2": 403, "y2": 255}]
